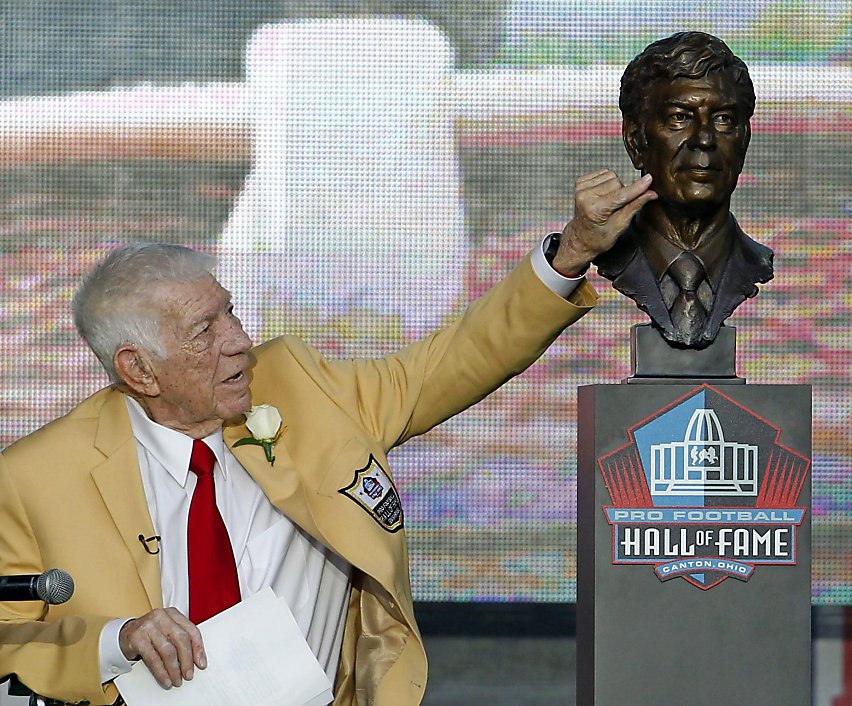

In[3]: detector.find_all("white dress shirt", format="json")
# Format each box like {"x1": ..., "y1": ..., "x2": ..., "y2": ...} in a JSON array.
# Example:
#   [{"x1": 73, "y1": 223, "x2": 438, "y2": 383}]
[
  {"x1": 99, "y1": 398, "x2": 351, "y2": 684},
  {"x1": 99, "y1": 237, "x2": 583, "y2": 684}
]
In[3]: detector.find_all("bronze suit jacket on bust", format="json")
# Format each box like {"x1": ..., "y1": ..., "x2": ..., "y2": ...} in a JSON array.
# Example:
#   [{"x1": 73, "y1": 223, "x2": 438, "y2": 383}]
[
  {"x1": 0, "y1": 255, "x2": 596, "y2": 705},
  {"x1": 594, "y1": 217, "x2": 773, "y2": 347}
]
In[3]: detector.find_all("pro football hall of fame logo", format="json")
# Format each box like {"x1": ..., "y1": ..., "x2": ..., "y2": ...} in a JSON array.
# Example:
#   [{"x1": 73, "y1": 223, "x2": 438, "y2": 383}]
[{"x1": 598, "y1": 385, "x2": 811, "y2": 590}]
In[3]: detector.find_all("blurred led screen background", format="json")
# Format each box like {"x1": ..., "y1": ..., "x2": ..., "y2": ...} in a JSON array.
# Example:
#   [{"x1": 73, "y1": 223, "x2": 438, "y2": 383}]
[{"x1": 1, "y1": 1, "x2": 849, "y2": 604}]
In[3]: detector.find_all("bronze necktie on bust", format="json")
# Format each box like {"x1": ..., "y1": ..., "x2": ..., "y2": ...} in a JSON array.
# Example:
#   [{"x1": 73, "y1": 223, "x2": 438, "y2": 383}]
[
  {"x1": 187, "y1": 439, "x2": 241, "y2": 624},
  {"x1": 667, "y1": 252, "x2": 708, "y2": 344}
]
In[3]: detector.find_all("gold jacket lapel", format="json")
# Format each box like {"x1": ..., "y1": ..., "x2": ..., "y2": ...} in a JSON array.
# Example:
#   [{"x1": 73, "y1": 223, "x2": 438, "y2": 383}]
[
  {"x1": 90, "y1": 390, "x2": 161, "y2": 610},
  {"x1": 224, "y1": 420, "x2": 323, "y2": 541}
]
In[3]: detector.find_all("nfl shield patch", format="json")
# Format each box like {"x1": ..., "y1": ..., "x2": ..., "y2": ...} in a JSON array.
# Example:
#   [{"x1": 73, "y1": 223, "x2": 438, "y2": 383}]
[{"x1": 339, "y1": 455, "x2": 404, "y2": 532}]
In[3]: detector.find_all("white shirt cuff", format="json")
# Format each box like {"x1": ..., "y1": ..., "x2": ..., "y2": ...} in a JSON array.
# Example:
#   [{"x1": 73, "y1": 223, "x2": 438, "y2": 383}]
[
  {"x1": 99, "y1": 617, "x2": 135, "y2": 683},
  {"x1": 531, "y1": 233, "x2": 585, "y2": 299}
]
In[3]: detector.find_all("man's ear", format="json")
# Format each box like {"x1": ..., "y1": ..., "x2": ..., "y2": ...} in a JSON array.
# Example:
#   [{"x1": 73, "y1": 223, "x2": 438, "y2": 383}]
[
  {"x1": 622, "y1": 118, "x2": 645, "y2": 171},
  {"x1": 114, "y1": 346, "x2": 160, "y2": 397}
]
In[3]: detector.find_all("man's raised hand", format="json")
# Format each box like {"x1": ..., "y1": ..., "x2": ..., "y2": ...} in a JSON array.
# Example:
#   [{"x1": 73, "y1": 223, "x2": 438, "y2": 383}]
[{"x1": 551, "y1": 170, "x2": 657, "y2": 276}]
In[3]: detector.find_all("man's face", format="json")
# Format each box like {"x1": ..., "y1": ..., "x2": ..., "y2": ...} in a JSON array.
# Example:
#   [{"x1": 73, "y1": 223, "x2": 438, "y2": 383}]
[
  {"x1": 147, "y1": 275, "x2": 253, "y2": 434},
  {"x1": 625, "y1": 72, "x2": 750, "y2": 210}
]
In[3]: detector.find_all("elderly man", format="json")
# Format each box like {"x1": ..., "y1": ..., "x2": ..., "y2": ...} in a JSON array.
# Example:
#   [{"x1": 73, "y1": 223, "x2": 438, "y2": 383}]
[
  {"x1": 0, "y1": 171, "x2": 655, "y2": 705},
  {"x1": 594, "y1": 31, "x2": 773, "y2": 348}
]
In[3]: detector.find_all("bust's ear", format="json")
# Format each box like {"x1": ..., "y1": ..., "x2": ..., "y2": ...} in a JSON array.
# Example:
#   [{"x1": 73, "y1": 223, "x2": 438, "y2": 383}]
[
  {"x1": 622, "y1": 119, "x2": 645, "y2": 171},
  {"x1": 114, "y1": 346, "x2": 160, "y2": 397}
]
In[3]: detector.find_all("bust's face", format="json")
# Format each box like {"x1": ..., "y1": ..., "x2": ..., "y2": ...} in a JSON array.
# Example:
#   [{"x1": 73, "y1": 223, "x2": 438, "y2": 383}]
[{"x1": 627, "y1": 71, "x2": 750, "y2": 210}]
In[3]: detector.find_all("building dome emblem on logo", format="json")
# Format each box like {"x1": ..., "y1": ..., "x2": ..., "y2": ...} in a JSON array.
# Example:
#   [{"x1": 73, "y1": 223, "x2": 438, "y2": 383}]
[{"x1": 651, "y1": 408, "x2": 759, "y2": 496}]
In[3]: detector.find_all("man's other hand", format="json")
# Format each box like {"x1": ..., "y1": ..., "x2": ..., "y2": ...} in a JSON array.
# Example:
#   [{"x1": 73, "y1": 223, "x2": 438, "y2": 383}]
[
  {"x1": 119, "y1": 607, "x2": 207, "y2": 689},
  {"x1": 552, "y1": 170, "x2": 657, "y2": 276}
]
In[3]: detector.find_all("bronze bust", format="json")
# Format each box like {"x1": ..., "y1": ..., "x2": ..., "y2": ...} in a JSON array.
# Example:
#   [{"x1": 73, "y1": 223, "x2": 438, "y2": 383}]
[{"x1": 594, "y1": 31, "x2": 773, "y2": 349}]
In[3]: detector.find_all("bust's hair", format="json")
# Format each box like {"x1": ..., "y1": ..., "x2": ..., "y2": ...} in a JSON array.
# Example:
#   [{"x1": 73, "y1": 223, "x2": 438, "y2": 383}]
[
  {"x1": 72, "y1": 243, "x2": 216, "y2": 382},
  {"x1": 619, "y1": 31, "x2": 755, "y2": 126}
]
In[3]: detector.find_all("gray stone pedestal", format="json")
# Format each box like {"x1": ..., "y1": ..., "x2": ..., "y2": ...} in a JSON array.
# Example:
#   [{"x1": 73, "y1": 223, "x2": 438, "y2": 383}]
[{"x1": 577, "y1": 379, "x2": 812, "y2": 706}]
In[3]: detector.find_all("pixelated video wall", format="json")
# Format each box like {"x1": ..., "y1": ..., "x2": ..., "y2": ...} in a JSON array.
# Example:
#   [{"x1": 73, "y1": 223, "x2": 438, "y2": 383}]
[{"x1": 0, "y1": 1, "x2": 849, "y2": 603}]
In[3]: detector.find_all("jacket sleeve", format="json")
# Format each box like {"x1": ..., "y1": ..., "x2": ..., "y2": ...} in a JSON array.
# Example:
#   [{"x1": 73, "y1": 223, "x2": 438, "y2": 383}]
[
  {"x1": 391, "y1": 254, "x2": 597, "y2": 445},
  {"x1": 0, "y1": 453, "x2": 115, "y2": 705}
]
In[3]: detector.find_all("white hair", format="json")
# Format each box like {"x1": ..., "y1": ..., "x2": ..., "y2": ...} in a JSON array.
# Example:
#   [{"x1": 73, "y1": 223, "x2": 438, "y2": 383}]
[{"x1": 73, "y1": 243, "x2": 217, "y2": 382}]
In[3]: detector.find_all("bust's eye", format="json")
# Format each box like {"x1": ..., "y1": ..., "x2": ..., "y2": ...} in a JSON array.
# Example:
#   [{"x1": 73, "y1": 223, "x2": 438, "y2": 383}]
[
  {"x1": 667, "y1": 111, "x2": 690, "y2": 127},
  {"x1": 714, "y1": 113, "x2": 736, "y2": 128}
]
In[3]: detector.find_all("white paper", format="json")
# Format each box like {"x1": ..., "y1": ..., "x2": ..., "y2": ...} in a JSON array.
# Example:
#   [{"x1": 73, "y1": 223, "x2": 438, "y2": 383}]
[{"x1": 115, "y1": 588, "x2": 333, "y2": 706}]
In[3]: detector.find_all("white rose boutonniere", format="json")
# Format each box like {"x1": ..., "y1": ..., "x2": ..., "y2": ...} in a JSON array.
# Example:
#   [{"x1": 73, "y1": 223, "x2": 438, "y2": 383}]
[{"x1": 233, "y1": 404, "x2": 283, "y2": 465}]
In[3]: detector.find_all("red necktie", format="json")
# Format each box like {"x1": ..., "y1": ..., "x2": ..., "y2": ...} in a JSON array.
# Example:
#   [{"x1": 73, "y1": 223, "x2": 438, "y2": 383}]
[{"x1": 187, "y1": 439, "x2": 241, "y2": 624}]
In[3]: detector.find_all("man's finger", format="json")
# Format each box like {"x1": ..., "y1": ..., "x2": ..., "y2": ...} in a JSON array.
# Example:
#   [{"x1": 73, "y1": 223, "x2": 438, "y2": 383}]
[
  {"x1": 148, "y1": 629, "x2": 184, "y2": 687},
  {"x1": 576, "y1": 169, "x2": 623, "y2": 194},
  {"x1": 133, "y1": 632, "x2": 179, "y2": 689},
  {"x1": 166, "y1": 607, "x2": 207, "y2": 670},
  {"x1": 161, "y1": 622, "x2": 196, "y2": 681},
  {"x1": 575, "y1": 168, "x2": 613, "y2": 187},
  {"x1": 610, "y1": 173, "x2": 655, "y2": 210}
]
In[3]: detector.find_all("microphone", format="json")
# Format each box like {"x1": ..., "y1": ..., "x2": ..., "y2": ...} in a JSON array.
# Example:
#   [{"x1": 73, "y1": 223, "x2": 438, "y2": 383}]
[
  {"x1": 0, "y1": 569, "x2": 74, "y2": 605},
  {"x1": 138, "y1": 534, "x2": 161, "y2": 555}
]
